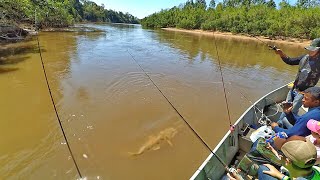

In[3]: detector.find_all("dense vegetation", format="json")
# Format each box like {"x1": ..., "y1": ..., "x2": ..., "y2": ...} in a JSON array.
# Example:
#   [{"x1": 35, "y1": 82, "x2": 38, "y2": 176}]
[
  {"x1": 141, "y1": 0, "x2": 320, "y2": 40},
  {"x1": 0, "y1": 0, "x2": 139, "y2": 29}
]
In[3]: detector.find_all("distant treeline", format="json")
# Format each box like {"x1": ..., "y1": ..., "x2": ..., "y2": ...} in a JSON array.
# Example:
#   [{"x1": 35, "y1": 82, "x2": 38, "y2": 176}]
[
  {"x1": 0, "y1": 0, "x2": 140, "y2": 28},
  {"x1": 141, "y1": 0, "x2": 320, "y2": 40}
]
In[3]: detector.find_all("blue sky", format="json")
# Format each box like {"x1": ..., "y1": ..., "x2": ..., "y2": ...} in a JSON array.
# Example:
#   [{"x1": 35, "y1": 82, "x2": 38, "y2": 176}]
[{"x1": 92, "y1": 0, "x2": 296, "y2": 19}]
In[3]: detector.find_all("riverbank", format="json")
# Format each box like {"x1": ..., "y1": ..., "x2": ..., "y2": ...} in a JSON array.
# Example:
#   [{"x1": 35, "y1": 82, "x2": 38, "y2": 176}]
[{"x1": 162, "y1": 28, "x2": 312, "y2": 48}]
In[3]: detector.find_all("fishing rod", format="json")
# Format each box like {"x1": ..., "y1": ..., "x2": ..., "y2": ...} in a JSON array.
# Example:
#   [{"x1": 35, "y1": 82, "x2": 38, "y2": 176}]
[
  {"x1": 248, "y1": 35, "x2": 299, "y2": 119},
  {"x1": 126, "y1": 50, "x2": 233, "y2": 173},
  {"x1": 249, "y1": 34, "x2": 277, "y2": 50},
  {"x1": 211, "y1": 33, "x2": 234, "y2": 131},
  {"x1": 212, "y1": 32, "x2": 281, "y2": 125},
  {"x1": 34, "y1": 10, "x2": 83, "y2": 178}
]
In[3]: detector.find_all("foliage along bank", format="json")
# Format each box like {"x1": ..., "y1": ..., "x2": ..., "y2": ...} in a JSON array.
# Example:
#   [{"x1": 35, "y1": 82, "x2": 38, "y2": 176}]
[
  {"x1": 0, "y1": 0, "x2": 140, "y2": 29},
  {"x1": 140, "y1": 0, "x2": 320, "y2": 40}
]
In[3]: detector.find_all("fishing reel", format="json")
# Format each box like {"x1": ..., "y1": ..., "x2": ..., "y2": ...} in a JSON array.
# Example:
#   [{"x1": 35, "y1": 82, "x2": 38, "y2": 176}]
[
  {"x1": 258, "y1": 114, "x2": 272, "y2": 126},
  {"x1": 268, "y1": 45, "x2": 278, "y2": 51},
  {"x1": 228, "y1": 167, "x2": 245, "y2": 180}
]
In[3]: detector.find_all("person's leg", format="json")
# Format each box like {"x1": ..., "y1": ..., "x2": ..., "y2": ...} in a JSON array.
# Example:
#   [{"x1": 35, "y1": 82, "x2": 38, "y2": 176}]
[
  {"x1": 257, "y1": 165, "x2": 279, "y2": 180},
  {"x1": 290, "y1": 91, "x2": 303, "y2": 115},
  {"x1": 277, "y1": 90, "x2": 293, "y2": 127},
  {"x1": 286, "y1": 91, "x2": 304, "y2": 125},
  {"x1": 277, "y1": 90, "x2": 303, "y2": 128},
  {"x1": 281, "y1": 117, "x2": 294, "y2": 129},
  {"x1": 286, "y1": 89, "x2": 294, "y2": 102},
  {"x1": 277, "y1": 112, "x2": 286, "y2": 128}
]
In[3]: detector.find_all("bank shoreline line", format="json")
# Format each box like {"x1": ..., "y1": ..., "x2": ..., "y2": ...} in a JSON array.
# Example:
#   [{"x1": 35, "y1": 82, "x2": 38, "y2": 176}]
[{"x1": 162, "y1": 27, "x2": 311, "y2": 48}]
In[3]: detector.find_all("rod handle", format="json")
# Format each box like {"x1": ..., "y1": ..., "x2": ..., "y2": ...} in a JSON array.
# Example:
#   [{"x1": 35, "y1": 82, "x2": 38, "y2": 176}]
[{"x1": 268, "y1": 45, "x2": 277, "y2": 50}]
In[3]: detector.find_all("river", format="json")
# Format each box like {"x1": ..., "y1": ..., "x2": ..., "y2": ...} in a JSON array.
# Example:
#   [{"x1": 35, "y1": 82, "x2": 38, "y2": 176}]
[{"x1": 0, "y1": 23, "x2": 304, "y2": 180}]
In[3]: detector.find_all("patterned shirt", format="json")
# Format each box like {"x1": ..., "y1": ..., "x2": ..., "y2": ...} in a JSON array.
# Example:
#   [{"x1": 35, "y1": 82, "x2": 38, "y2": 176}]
[{"x1": 282, "y1": 54, "x2": 320, "y2": 91}]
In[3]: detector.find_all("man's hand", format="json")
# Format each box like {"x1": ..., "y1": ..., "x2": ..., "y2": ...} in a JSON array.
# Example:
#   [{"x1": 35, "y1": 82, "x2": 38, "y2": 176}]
[
  {"x1": 227, "y1": 169, "x2": 244, "y2": 180},
  {"x1": 271, "y1": 122, "x2": 279, "y2": 129},
  {"x1": 275, "y1": 49, "x2": 288, "y2": 58},
  {"x1": 280, "y1": 101, "x2": 293, "y2": 114},
  {"x1": 275, "y1": 48, "x2": 283, "y2": 55},
  {"x1": 266, "y1": 143, "x2": 282, "y2": 160},
  {"x1": 283, "y1": 106, "x2": 293, "y2": 114},
  {"x1": 262, "y1": 164, "x2": 285, "y2": 179}
]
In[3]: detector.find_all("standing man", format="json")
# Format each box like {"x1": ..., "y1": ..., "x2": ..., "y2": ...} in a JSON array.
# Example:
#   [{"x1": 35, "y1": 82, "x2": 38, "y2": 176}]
[{"x1": 276, "y1": 38, "x2": 320, "y2": 128}]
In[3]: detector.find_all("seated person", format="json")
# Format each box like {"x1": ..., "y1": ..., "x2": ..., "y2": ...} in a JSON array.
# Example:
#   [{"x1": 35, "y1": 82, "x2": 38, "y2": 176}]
[
  {"x1": 228, "y1": 139, "x2": 320, "y2": 180},
  {"x1": 271, "y1": 86, "x2": 320, "y2": 137},
  {"x1": 277, "y1": 83, "x2": 303, "y2": 129},
  {"x1": 272, "y1": 126, "x2": 320, "y2": 165},
  {"x1": 306, "y1": 119, "x2": 320, "y2": 164}
]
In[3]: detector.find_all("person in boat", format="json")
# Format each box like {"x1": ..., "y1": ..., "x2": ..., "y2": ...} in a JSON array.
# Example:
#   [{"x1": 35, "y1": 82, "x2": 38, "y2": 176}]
[
  {"x1": 275, "y1": 38, "x2": 320, "y2": 128},
  {"x1": 274, "y1": 119, "x2": 320, "y2": 165},
  {"x1": 270, "y1": 86, "x2": 320, "y2": 137},
  {"x1": 228, "y1": 139, "x2": 320, "y2": 180},
  {"x1": 259, "y1": 139, "x2": 320, "y2": 180},
  {"x1": 306, "y1": 119, "x2": 320, "y2": 164}
]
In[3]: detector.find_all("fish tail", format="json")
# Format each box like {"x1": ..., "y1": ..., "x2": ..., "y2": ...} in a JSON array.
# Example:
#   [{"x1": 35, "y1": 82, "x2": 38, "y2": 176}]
[{"x1": 128, "y1": 151, "x2": 142, "y2": 156}]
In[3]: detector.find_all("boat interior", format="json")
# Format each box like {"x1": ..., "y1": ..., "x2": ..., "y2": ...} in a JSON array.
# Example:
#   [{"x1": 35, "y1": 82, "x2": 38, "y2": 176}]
[{"x1": 191, "y1": 86, "x2": 308, "y2": 180}]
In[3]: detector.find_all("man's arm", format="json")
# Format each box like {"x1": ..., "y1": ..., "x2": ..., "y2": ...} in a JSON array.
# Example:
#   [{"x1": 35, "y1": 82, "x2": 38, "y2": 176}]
[
  {"x1": 273, "y1": 113, "x2": 299, "y2": 136},
  {"x1": 274, "y1": 111, "x2": 313, "y2": 137},
  {"x1": 262, "y1": 164, "x2": 287, "y2": 179},
  {"x1": 273, "y1": 125, "x2": 290, "y2": 135},
  {"x1": 275, "y1": 49, "x2": 305, "y2": 65}
]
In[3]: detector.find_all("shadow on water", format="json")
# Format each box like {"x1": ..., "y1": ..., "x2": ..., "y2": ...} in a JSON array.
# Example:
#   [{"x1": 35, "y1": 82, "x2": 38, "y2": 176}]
[
  {"x1": 0, "y1": 42, "x2": 45, "y2": 65},
  {"x1": 0, "y1": 56, "x2": 29, "y2": 65},
  {"x1": 0, "y1": 67, "x2": 19, "y2": 74}
]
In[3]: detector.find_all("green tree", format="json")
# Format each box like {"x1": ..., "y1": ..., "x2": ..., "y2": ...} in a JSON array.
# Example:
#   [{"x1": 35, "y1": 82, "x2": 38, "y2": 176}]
[
  {"x1": 279, "y1": 0, "x2": 291, "y2": 9},
  {"x1": 209, "y1": 0, "x2": 216, "y2": 8},
  {"x1": 266, "y1": 0, "x2": 276, "y2": 8},
  {"x1": 195, "y1": 0, "x2": 207, "y2": 8},
  {"x1": 140, "y1": 0, "x2": 320, "y2": 40}
]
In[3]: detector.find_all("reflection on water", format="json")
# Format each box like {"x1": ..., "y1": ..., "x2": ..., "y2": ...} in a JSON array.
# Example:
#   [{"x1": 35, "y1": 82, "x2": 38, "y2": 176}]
[
  {"x1": 0, "y1": 32, "x2": 78, "y2": 179},
  {"x1": 0, "y1": 40, "x2": 38, "y2": 65},
  {"x1": 0, "y1": 23, "x2": 306, "y2": 179}
]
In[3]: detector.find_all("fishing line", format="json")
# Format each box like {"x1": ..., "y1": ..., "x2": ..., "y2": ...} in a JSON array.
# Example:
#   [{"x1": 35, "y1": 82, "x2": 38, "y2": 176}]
[
  {"x1": 211, "y1": 33, "x2": 233, "y2": 129},
  {"x1": 230, "y1": 83, "x2": 280, "y2": 125},
  {"x1": 126, "y1": 49, "x2": 231, "y2": 171},
  {"x1": 211, "y1": 29, "x2": 278, "y2": 125},
  {"x1": 249, "y1": 35, "x2": 277, "y2": 50},
  {"x1": 34, "y1": 12, "x2": 82, "y2": 178}
]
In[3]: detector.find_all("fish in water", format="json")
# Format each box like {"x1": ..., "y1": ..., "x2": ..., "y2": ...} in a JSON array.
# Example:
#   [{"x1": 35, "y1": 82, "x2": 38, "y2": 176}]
[{"x1": 129, "y1": 127, "x2": 178, "y2": 156}]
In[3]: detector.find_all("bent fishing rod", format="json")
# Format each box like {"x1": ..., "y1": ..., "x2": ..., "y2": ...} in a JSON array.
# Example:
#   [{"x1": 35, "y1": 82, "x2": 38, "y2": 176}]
[
  {"x1": 34, "y1": 12, "x2": 83, "y2": 178},
  {"x1": 212, "y1": 33, "x2": 278, "y2": 124},
  {"x1": 211, "y1": 33, "x2": 234, "y2": 130},
  {"x1": 251, "y1": 35, "x2": 301, "y2": 106},
  {"x1": 249, "y1": 34, "x2": 278, "y2": 50},
  {"x1": 126, "y1": 50, "x2": 233, "y2": 172}
]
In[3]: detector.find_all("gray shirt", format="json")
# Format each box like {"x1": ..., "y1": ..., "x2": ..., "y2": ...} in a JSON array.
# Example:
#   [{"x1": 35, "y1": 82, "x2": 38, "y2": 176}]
[{"x1": 282, "y1": 54, "x2": 320, "y2": 91}]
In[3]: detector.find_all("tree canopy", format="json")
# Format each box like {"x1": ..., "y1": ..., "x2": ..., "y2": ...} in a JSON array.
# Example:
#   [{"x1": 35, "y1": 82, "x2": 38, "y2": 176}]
[
  {"x1": 141, "y1": 0, "x2": 320, "y2": 40},
  {"x1": 0, "y1": 0, "x2": 140, "y2": 29}
]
